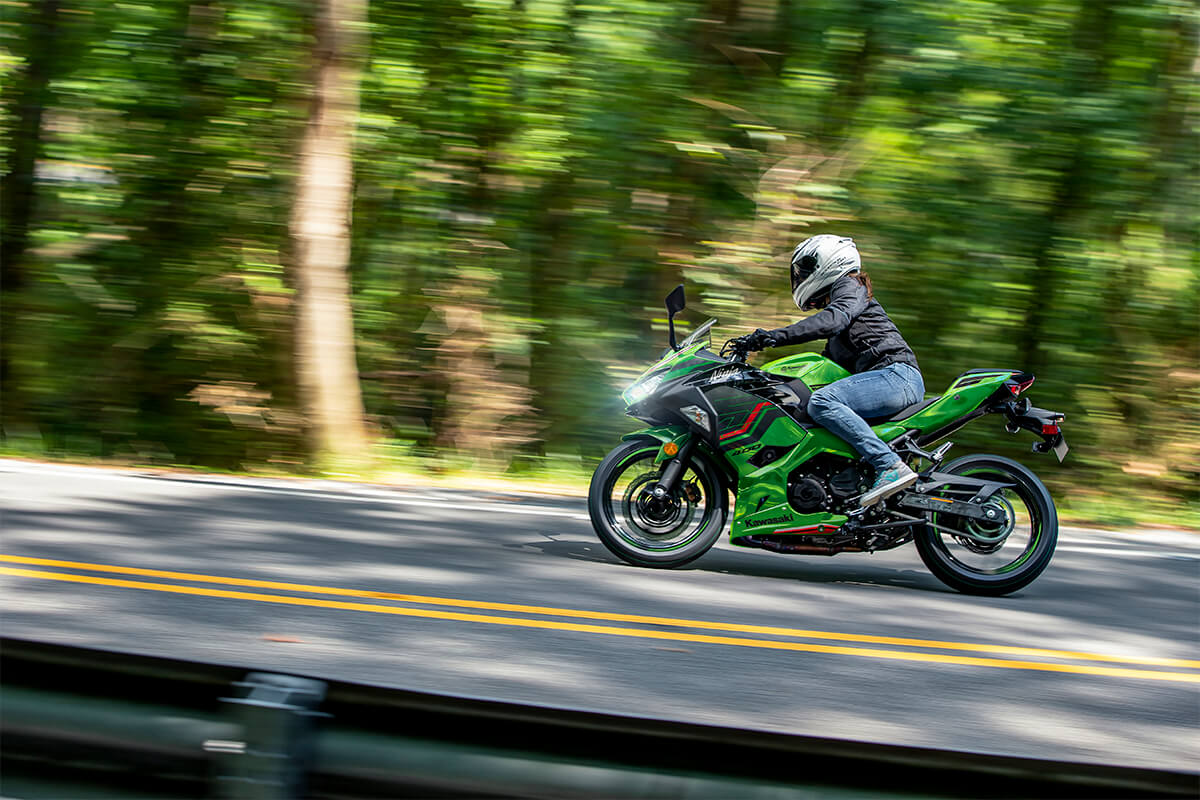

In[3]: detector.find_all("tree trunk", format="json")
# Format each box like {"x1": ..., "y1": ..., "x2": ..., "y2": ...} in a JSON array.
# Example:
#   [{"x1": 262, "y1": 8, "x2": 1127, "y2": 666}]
[
  {"x1": 526, "y1": 173, "x2": 574, "y2": 456},
  {"x1": 1016, "y1": 0, "x2": 1115, "y2": 377},
  {"x1": 291, "y1": 0, "x2": 369, "y2": 467},
  {"x1": 1, "y1": 0, "x2": 59, "y2": 436}
]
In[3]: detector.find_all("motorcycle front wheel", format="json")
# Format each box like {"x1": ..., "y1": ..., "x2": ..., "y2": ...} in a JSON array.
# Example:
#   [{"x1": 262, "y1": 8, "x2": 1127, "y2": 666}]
[
  {"x1": 914, "y1": 454, "x2": 1057, "y2": 596},
  {"x1": 588, "y1": 439, "x2": 727, "y2": 568}
]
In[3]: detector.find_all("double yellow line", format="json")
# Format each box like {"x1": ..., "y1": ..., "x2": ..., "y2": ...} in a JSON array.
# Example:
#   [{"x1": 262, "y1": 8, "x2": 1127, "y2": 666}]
[{"x1": 3, "y1": 554, "x2": 1198, "y2": 683}]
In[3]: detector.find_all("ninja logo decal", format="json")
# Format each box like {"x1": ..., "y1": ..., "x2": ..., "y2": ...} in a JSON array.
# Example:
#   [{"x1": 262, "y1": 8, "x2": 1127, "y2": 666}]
[{"x1": 706, "y1": 367, "x2": 741, "y2": 385}]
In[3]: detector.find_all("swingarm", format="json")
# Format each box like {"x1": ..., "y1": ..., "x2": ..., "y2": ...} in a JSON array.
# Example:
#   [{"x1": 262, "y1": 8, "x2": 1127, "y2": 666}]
[
  {"x1": 907, "y1": 470, "x2": 1012, "y2": 505},
  {"x1": 891, "y1": 472, "x2": 1015, "y2": 544},
  {"x1": 898, "y1": 490, "x2": 1007, "y2": 523}
]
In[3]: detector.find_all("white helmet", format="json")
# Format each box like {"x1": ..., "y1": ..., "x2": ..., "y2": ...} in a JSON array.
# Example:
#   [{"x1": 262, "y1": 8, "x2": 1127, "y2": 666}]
[{"x1": 790, "y1": 234, "x2": 861, "y2": 310}]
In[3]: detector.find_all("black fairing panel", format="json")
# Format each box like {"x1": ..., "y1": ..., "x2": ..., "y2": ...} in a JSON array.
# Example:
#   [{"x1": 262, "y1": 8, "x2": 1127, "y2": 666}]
[
  {"x1": 704, "y1": 384, "x2": 789, "y2": 451},
  {"x1": 656, "y1": 382, "x2": 722, "y2": 447},
  {"x1": 750, "y1": 380, "x2": 814, "y2": 426}
]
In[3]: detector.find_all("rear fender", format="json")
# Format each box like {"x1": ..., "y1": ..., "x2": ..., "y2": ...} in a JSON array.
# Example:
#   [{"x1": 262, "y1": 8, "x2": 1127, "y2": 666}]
[{"x1": 991, "y1": 397, "x2": 1068, "y2": 462}]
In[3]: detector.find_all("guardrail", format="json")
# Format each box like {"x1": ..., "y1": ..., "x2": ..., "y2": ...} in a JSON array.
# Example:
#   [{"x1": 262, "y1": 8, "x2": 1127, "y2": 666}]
[{"x1": 2, "y1": 637, "x2": 1195, "y2": 799}]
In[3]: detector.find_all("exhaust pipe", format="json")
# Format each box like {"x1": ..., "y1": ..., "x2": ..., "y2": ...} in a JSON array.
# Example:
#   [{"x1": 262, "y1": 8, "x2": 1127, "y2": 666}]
[{"x1": 740, "y1": 536, "x2": 863, "y2": 556}]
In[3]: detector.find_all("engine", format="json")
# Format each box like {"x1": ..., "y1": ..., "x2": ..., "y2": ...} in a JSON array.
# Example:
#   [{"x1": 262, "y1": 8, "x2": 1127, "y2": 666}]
[
  {"x1": 787, "y1": 477, "x2": 827, "y2": 513},
  {"x1": 787, "y1": 457, "x2": 868, "y2": 514}
]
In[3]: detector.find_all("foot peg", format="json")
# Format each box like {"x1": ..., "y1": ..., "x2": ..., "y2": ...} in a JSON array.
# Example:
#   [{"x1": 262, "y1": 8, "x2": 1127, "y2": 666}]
[
  {"x1": 898, "y1": 439, "x2": 952, "y2": 466},
  {"x1": 927, "y1": 442, "x2": 953, "y2": 462}
]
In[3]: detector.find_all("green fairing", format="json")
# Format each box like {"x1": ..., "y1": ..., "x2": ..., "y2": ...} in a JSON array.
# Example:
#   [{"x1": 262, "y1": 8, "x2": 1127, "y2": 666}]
[
  {"x1": 624, "y1": 358, "x2": 1016, "y2": 542},
  {"x1": 620, "y1": 341, "x2": 715, "y2": 406},
  {"x1": 759, "y1": 352, "x2": 850, "y2": 388}
]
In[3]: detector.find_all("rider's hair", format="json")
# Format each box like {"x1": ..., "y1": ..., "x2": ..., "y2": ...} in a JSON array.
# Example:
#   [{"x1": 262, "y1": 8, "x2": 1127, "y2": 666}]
[{"x1": 853, "y1": 270, "x2": 873, "y2": 298}]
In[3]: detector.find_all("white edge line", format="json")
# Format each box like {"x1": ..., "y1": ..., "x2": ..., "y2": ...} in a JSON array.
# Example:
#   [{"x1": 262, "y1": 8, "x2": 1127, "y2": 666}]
[{"x1": 0, "y1": 462, "x2": 592, "y2": 521}]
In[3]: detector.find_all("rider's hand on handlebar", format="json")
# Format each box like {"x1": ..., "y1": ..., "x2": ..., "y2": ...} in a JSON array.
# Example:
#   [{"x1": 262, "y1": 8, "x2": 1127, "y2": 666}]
[{"x1": 722, "y1": 329, "x2": 775, "y2": 359}]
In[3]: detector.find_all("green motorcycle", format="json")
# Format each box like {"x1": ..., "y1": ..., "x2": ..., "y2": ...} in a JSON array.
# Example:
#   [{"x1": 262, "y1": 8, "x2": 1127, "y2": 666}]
[{"x1": 588, "y1": 285, "x2": 1068, "y2": 596}]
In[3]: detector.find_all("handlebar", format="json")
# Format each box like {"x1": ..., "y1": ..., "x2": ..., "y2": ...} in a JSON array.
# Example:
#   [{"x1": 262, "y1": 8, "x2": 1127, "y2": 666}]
[{"x1": 720, "y1": 338, "x2": 751, "y2": 362}]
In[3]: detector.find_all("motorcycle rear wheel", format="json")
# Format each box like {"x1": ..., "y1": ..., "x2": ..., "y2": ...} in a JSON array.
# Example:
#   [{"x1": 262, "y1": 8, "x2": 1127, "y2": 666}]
[
  {"x1": 588, "y1": 439, "x2": 726, "y2": 568},
  {"x1": 914, "y1": 454, "x2": 1057, "y2": 596}
]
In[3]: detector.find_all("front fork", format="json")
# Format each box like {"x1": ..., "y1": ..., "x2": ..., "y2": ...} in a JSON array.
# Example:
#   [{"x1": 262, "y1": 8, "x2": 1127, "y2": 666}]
[{"x1": 651, "y1": 435, "x2": 697, "y2": 500}]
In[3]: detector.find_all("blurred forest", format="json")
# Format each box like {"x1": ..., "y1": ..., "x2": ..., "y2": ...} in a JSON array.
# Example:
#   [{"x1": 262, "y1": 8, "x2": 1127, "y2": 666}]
[{"x1": 1, "y1": 0, "x2": 1197, "y2": 522}]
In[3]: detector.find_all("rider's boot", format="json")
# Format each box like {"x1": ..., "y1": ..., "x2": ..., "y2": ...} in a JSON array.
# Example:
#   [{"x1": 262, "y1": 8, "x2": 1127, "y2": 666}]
[{"x1": 858, "y1": 461, "x2": 917, "y2": 508}]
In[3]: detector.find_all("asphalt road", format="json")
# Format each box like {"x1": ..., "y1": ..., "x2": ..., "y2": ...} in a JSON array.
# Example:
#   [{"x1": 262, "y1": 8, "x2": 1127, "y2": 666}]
[{"x1": 2, "y1": 459, "x2": 1197, "y2": 772}]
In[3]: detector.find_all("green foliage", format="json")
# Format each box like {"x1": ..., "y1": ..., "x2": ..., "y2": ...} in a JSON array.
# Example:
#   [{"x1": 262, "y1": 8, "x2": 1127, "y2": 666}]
[{"x1": 1, "y1": 0, "x2": 1196, "y2": 519}]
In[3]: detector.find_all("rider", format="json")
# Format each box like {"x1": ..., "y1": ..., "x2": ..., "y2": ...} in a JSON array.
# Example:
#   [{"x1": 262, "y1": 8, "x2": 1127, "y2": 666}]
[{"x1": 730, "y1": 234, "x2": 925, "y2": 507}]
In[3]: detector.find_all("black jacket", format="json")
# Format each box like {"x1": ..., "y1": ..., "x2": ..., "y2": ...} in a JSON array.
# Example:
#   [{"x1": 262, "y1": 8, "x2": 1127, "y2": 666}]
[{"x1": 767, "y1": 275, "x2": 919, "y2": 375}]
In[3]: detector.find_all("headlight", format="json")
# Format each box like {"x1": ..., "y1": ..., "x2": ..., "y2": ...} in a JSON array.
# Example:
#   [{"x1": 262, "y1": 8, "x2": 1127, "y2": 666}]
[{"x1": 623, "y1": 373, "x2": 666, "y2": 405}]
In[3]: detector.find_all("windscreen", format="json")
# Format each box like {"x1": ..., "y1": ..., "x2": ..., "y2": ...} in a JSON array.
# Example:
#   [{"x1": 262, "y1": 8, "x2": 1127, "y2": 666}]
[{"x1": 677, "y1": 318, "x2": 716, "y2": 350}]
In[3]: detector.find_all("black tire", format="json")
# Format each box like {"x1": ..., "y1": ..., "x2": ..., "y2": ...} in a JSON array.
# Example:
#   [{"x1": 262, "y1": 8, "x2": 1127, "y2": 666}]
[
  {"x1": 588, "y1": 439, "x2": 727, "y2": 568},
  {"x1": 914, "y1": 454, "x2": 1057, "y2": 596}
]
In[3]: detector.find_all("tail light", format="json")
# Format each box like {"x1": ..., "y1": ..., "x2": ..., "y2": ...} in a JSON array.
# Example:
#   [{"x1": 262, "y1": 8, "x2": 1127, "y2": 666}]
[{"x1": 1008, "y1": 376, "x2": 1035, "y2": 395}]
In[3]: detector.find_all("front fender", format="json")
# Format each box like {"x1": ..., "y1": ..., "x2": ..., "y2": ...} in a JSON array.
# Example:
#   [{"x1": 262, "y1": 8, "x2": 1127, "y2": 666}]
[
  {"x1": 621, "y1": 426, "x2": 736, "y2": 499},
  {"x1": 621, "y1": 425, "x2": 691, "y2": 464}
]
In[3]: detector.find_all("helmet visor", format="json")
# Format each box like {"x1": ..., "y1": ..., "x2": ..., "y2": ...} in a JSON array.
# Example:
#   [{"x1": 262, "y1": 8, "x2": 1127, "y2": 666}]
[{"x1": 791, "y1": 254, "x2": 818, "y2": 292}]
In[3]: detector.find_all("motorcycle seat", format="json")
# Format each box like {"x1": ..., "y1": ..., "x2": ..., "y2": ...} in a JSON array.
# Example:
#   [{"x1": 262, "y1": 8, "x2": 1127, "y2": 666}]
[
  {"x1": 771, "y1": 379, "x2": 941, "y2": 427},
  {"x1": 781, "y1": 378, "x2": 940, "y2": 425},
  {"x1": 862, "y1": 395, "x2": 940, "y2": 424}
]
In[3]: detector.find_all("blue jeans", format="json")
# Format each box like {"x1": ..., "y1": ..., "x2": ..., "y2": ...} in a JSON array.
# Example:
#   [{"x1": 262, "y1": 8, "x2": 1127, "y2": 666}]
[{"x1": 807, "y1": 362, "x2": 925, "y2": 473}]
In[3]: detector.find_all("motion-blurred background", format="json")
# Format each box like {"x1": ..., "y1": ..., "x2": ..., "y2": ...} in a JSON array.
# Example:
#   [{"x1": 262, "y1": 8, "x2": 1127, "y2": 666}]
[{"x1": 1, "y1": 0, "x2": 1196, "y2": 524}]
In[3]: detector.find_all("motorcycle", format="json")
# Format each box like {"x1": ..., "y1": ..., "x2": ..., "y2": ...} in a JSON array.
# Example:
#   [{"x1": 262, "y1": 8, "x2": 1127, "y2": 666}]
[{"x1": 588, "y1": 285, "x2": 1068, "y2": 596}]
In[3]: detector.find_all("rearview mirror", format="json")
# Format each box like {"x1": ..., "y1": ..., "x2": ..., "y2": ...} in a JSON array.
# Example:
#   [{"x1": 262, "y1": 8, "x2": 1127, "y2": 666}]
[
  {"x1": 665, "y1": 284, "x2": 686, "y2": 316},
  {"x1": 665, "y1": 284, "x2": 685, "y2": 350}
]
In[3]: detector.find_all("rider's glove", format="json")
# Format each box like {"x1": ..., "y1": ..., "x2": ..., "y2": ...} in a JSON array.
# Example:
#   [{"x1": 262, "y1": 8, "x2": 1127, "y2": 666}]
[
  {"x1": 734, "y1": 328, "x2": 777, "y2": 352},
  {"x1": 753, "y1": 328, "x2": 779, "y2": 349}
]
